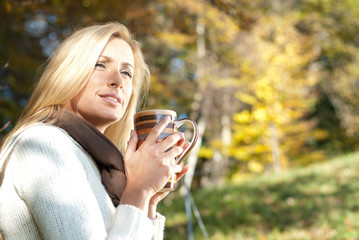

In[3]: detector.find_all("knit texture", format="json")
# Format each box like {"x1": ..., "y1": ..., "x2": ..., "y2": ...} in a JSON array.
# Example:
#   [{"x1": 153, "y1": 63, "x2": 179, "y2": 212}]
[
  {"x1": 0, "y1": 124, "x2": 165, "y2": 240},
  {"x1": 50, "y1": 109, "x2": 127, "y2": 206}
]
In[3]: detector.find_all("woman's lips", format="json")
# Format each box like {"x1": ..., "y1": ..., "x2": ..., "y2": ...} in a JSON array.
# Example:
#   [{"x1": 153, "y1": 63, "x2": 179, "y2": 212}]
[{"x1": 100, "y1": 94, "x2": 122, "y2": 106}]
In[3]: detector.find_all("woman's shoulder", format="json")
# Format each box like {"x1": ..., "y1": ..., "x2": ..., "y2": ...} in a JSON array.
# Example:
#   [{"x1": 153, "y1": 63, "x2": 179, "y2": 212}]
[
  {"x1": 19, "y1": 123, "x2": 68, "y2": 137},
  {"x1": 0, "y1": 123, "x2": 88, "y2": 180},
  {"x1": 10, "y1": 123, "x2": 74, "y2": 147},
  {"x1": 2, "y1": 123, "x2": 93, "y2": 171}
]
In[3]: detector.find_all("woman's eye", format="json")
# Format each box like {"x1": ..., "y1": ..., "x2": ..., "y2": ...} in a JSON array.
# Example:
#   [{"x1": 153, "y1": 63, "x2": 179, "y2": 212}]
[
  {"x1": 95, "y1": 62, "x2": 106, "y2": 68},
  {"x1": 121, "y1": 71, "x2": 132, "y2": 78}
]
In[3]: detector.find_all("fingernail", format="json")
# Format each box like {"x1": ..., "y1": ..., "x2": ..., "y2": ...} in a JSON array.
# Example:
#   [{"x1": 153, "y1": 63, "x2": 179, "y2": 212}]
[
  {"x1": 175, "y1": 165, "x2": 183, "y2": 172},
  {"x1": 130, "y1": 130, "x2": 134, "y2": 137}
]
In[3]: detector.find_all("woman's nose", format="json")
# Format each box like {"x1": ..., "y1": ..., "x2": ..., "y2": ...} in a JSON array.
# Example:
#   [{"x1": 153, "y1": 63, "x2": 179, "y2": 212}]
[{"x1": 109, "y1": 72, "x2": 124, "y2": 88}]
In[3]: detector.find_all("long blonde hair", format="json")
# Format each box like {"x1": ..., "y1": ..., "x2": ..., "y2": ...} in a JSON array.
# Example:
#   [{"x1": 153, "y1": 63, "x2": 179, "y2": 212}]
[{"x1": 1, "y1": 22, "x2": 150, "y2": 152}]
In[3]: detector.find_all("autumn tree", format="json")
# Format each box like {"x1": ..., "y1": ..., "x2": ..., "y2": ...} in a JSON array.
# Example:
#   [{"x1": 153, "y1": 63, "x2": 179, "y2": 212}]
[
  {"x1": 298, "y1": 0, "x2": 359, "y2": 153},
  {"x1": 231, "y1": 13, "x2": 329, "y2": 175},
  {"x1": 1, "y1": 0, "x2": 359, "y2": 185},
  {"x1": 0, "y1": 0, "x2": 161, "y2": 136}
]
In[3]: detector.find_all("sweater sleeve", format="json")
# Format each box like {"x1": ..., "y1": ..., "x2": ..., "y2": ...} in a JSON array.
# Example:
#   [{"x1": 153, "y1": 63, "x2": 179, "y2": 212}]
[
  {"x1": 150, "y1": 213, "x2": 166, "y2": 240},
  {"x1": 10, "y1": 125, "x2": 157, "y2": 240}
]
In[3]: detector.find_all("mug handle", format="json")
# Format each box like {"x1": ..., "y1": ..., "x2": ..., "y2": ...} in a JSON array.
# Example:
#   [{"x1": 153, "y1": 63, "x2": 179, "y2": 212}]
[{"x1": 175, "y1": 118, "x2": 199, "y2": 164}]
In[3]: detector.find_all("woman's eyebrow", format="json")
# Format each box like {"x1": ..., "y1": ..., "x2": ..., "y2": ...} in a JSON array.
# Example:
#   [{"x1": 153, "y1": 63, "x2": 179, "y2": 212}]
[
  {"x1": 98, "y1": 55, "x2": 112, "y2": 61},
  {"x1": 122, "y1": 62, "x2": 134, "y2": 70},
  {"x1": 98, "y1": 55, "x2": 134, "y2": 70}
]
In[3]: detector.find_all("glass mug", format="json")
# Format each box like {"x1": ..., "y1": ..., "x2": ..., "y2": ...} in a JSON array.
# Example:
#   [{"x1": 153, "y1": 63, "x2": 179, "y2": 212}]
[{"x1": 134, "y1": 109, "x2": 199, "y2": 192}]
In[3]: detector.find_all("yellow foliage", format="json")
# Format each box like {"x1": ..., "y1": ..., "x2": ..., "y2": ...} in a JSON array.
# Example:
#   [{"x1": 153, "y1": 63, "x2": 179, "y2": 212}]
[
  {"x1": 233, "y1": 110, "x2": 252, "y2": 124},
  {"x1": 215, "y1": 77, "x2": 241, "y2": 87},
  {"x1": 172, "y1": 0, "x2": 204, "y2": 15},
  {"x1": 306, "y1": 75, "x2": 319, "y2": 86},
  {"x1": 198, "y1": 146, "x2": 214, "y2": 159},
  {"x1": 230, "y1": 146, "x2": 252, "y2": 161},
  {"x1": 173, "y1": 0, "x2": 239, "y2": 43},
  {"x1": 312, "y1": 129, "x2": 330, "y2": 141},
  {"x1": 211, "y1": 139, "x2": 224, "y2": 149},
  {"x1": 240, "y1": 61, "x2": 256, "y2": 75},
  {"x1": 253, "y1": 107, "x2": 268, "y2": 122},
  {"x1": 236, "y1": 92, "x2": 257, "y2": 105},
  {"x1": 156, "y1": 31, "x2": 194, "y2": 50},
  {"x1": 297, "y1": 150, "x2": 328, "y2": 166},
  {"x1": 254, "y1": 145, "x2": 270, "y2": 153},
  {"x1": 248, "y1": 160, "x2": 264, "y2": 173},
  {"x1": 150, "y1": 74, "x2": 166, "y2": 94},
  {"x1": 205, "y1": 7, "x2": 239, "y2": 43},
  {"x1": 5, "y1": 2, "x2": 12, "y2": 12},
  {"x1": 230, "y1": 142, "x2": 270, "y2": 161},
  {"x1": 233, "y1": 123, "x2": 266, "y2": 141},
  {"x1": 230, "y1": 13, "x2": 322, "y2": 170},
  {"x1": 231, "y1": 172, "x2": 252, "y2": 184},
  {"x1": 232, "y1": 130, "x2": 253, "y2": 144}
]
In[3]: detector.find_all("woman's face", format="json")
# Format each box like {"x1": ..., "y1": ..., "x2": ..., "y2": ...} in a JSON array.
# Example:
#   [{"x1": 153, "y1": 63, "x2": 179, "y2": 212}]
[{"x1": 66, "y1": 38, "x2": 134, "y2": 132}]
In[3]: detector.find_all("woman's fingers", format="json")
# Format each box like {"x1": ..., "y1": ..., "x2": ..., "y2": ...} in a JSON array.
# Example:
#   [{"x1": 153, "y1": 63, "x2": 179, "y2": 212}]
[
  {"x1": 150, "y1": 191, "x2": 169, "y2": 206},
  {"x1": 181, "y1": 142, "x2": 190, "y2": 152},
  {"x1": 176, "y1": 164, "x2": 190, "y2": 180},
  {"x1": 124, "y1": 130, "x2": 138, "y2": 160},
  {"x1": 125, "y1": 116, "x2": 192, "y2": 193},
  {"x1": 141, "y1": 116, "x2": 186, "y2": 160},
  {"x1": 172, "y1": 164, "x2": 183, "y2": 173},
  {"x1": 157, "y1": 132, "x2": 185, "y2": 153},
  {"x1": 145, "y1": 116, "x2": 171, "y2": 143}
]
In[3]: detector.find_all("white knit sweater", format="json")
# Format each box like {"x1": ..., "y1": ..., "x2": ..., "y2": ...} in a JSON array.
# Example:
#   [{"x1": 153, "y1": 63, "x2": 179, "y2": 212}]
[{"x1": 0, "y1": 124, "x2": 165, "y2": 240}]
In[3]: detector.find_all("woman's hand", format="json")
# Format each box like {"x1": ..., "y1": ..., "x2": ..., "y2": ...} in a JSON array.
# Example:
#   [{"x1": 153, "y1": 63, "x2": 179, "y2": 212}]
[
  {"x1": 148, "y1": 164, "x2": 190, "y2": 219},
  {"x1": 120, "y1": 117, "x2": 185, "y2": 212}
]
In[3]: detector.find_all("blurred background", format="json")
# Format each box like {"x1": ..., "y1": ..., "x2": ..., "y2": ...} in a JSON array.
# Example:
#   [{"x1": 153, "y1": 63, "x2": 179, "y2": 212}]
[{"x1": 1, "y1": 0, "x2": 359, "y2": 239}]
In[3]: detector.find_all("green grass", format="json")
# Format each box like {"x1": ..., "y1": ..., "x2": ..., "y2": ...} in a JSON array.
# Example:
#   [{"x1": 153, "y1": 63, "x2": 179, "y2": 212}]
[{"x1": 158, "y1": 152, "x2": 359, "y2": 239}]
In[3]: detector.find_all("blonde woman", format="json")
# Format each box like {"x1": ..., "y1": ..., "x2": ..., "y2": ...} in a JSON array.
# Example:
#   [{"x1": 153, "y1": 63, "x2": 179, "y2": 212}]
[{"x1": 0, "y1": 22, "x2": 189, "y2": 240}]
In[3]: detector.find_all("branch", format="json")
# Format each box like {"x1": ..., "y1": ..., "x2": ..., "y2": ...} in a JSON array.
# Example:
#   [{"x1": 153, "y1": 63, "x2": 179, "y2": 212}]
[
  {"x1": 0, "y1": 121, "x2": 10, "y2": 133},
  {"x1": 0, "y1": 62, "x2": 10, "y2": 90},
  {"x1": 11, "y1": 0, "x2": 47, "y2": 7}
]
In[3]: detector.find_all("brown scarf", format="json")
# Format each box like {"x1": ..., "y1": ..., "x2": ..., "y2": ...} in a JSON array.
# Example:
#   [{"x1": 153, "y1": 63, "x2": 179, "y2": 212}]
[{"x1": 50, "y1": 110, "x2": 126, "y2": 207}]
